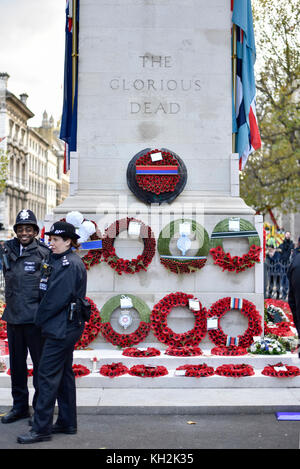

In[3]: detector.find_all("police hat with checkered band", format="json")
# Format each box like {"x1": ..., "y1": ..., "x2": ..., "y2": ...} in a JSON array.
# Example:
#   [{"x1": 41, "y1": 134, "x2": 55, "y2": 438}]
[
  {"x1": 45, "y1": 221, "x2": 80, "y2": 240},
  {"x1": 13, "y1": 209, "x2": 39, "y2": 234}
]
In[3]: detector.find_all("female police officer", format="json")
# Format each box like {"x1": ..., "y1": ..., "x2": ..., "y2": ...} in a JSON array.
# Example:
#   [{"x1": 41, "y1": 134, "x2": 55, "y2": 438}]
[{"x1": 17, "y1": 221, "x2": 88, "y2": 444}]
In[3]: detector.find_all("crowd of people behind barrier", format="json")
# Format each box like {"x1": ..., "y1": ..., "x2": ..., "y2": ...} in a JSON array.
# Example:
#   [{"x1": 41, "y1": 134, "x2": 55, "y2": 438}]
[{"x1": 264, "y1": 231, "x2": 299, "y2": 301}]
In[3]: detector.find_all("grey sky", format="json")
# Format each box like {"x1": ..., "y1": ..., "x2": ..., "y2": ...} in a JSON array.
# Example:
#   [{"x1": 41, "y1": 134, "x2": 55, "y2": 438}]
[{"x1": 0, "y1": 0, "x2": 65, "y2": 127}]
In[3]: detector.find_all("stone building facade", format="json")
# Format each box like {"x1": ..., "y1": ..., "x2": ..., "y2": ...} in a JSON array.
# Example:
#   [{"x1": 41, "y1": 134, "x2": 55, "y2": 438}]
[{"x1": 0, "y1": 73, "x2": 69, "y2": 239}]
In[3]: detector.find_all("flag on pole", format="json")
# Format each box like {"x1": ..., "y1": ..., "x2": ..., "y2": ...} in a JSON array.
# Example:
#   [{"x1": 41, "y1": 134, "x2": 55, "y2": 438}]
[
  {"x1": 60, "y1": 0, "x2": 79, "y2": 174},
  {"x1": 231, "y1": 0, "x2": 261, "y2": 170}
]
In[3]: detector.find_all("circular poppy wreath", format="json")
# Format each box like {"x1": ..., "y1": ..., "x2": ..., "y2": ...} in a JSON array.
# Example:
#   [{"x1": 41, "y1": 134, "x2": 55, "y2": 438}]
[
  {"x1": 102, "y1": 217, "x2": 156, "y2": 275},
  {"x1": 215, "y1": 364, "x2": 255, "y2": 377},
  {"x1": 99, "y1": 362, "x2": 129, "y2": 378},
  {"x1": 127, "y1": 147, "x2": 187, "y2": 205},
  {"x1": 165, "y1": 345, "x2": 203, "y2": 356},
  {"x1": 72, "y1": 364, "x2": 90, "y2": 378},
  {"x1": 210, "y1": 218, "x2": 261, "y2": 273},
  {"x1": 158, "y1": 219, "x2": 210, "y2": 274},
  {"x1": 75, "y1": 297, "x2": 102, "y2": 350},
  {"x1": 176, "y1": 364, "x2": 215, "y2": 377},
  {"x1": 207, "y1": 297, "x2": 262, "y2": 348},
  {"x1": 128, "y1": 365, "x2": 168, "y2": 378},
  {"x1": 122, "y1": 347, "x2": 161, "y2": 357},
  {"x1": 261, "y1": 363, "x2": 300, "y2": 378},
  {"x1": 151, "y1": 292, "x2": 207, "y2": 347},
  {"x1": 100, "y1": 294, "x2": 151, "y2": 348}
]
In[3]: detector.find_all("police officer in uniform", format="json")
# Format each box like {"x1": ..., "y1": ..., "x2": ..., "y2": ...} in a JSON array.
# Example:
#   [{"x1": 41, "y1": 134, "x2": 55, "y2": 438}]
[
  {"x1": 17, "y1": 221, "x2": 88, "y2": 444},
  {"x1": 1, "y1": 209, "x2": 50, "y2": 424}
]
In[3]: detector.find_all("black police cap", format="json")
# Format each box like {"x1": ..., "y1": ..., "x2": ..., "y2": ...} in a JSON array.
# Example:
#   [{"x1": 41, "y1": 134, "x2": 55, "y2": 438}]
[
  {"x1": 13, "y1": 209, "x2": 39, "y2": 234},
  {"x1": 45, "y1": 221, "x2": 80, "y2": 240}
]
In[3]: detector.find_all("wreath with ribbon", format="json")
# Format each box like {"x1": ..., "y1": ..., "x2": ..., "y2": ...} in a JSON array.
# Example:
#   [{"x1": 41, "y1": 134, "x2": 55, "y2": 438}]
[
  {"x1": 261, "y1": 363, "x2": 300, "y2": 378},
  {"x1": 126, "y1": 148, "x2": 187, "y2": 205},
  {"x1": 102, "y1": 217, "x2": 156, "y2": 275},
  {"x1": 75, "y1": 297, "x2": 102, "y2": 350},
  {"x1": 128, "y1": 365, "x2": 168, "y2": 378},
  {"x1": 100, "y1": 294, "x2": 151, "y2": 348},
  {"x1": 151, "y1": 292, "x2": 207, "y2": 347},
  {"x1": 215, "y1": 364, "x2": 255, "y2": 377},
  {"x1": 210, "y1": 218, "x2": 261, "y2": 273},
  {"x1": 176, "y1": 364, "x2": 215, "y2": 377},
  {"x1": 207, "y1": 297, "x2": 262, "y2": 348},
  {"x1": 99, "y1": 362, "x2": 129, "y2": 378},
  {"x1": 122, "y1": 347, "x2": 161, "y2": 357},
  {"x1": 158, "y1": 219, "x2": 210, "y2": 274}
]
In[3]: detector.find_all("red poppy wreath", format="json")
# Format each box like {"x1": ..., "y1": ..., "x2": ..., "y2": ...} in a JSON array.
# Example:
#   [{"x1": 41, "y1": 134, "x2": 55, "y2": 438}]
[
  {"x1": 100, "y1": 294, "x2": 151, "y2": 348},
  {"x1": 207, "y1": 297, "x2": 262, "y2": 348},
  {"x1": 215, "y1": 363, "x2": 255, "y2": 377},
  {"x1": 150, "y1": 292, "x2": 207, "y2": 347},
  {"x1": 99, "y1": 362, "x2": 129, "y2": 378},
  {"x1": 261, "y1": 363, "x2": 300, "y2": 378},
  {"x1": 176, "y1": 364, "x2": 215, "y2": 377},
  {"x1": 102, "y1": 217, "x2": 156, "y2": 275},
  {"x1": 75, "y1": 297, "x2": 102, "y2": 350},
  {"x1": 128, "y1": 365, "x2": 168, "y2": 378},
  {"x1": 210, "y1": 218, "x2": 261, "y2": 273}
]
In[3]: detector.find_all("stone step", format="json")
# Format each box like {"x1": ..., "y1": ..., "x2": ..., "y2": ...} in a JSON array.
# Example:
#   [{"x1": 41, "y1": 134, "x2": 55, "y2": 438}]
[{"x1": 1, "y1": 365, "x2": 300, "y2": 389}]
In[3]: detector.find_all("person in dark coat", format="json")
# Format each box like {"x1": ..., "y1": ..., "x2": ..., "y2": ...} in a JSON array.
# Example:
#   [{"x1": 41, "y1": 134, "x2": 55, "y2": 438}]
[
  {"x1": 17, "y1": 221, "x2": 88, "y2": 444},
  {"x1": 1, "y1": 210, "x2": 50, "y2": 424},
  {"x1": 287, "y1": 251, "x2": 300, "y2": 345},
  {"x1": 266, "y1": 243, "x2": 281, "y2": 299},
  {"x1": 278, "y1": 231, "x2": 294, "y2": 299}
]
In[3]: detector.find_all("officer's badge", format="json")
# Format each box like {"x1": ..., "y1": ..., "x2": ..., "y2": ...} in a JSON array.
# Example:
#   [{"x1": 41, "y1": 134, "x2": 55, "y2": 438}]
[{"x1": 19, "y1": 209, "x2": 30, "y2": 220}]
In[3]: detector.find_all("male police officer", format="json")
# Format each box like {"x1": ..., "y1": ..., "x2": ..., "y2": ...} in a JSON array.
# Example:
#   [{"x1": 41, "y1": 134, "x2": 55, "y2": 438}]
[{"x1": 1, "y1": 209, "x2": 50, "y2": 424}]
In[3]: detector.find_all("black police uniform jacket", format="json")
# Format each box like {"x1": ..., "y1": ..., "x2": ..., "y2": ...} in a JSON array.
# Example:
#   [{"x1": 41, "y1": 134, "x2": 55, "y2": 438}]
[
  {"x1": 35, "y1": 248, "x2": 87, "y2": 340},
  {"x1": 288, "y1": 252, "x2": 300, "y2": 336},
  {"x1": 2, "y1": 238, "x2": 50, "y2": 324}
]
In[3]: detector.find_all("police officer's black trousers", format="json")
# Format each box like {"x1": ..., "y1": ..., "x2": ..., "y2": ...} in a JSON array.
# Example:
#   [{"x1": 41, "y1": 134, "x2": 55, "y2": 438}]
[
  {"x1": 32, "y1": 322, "x2": 84, "y2": 435},
  {"x1": 6, "y1": 323, "x2": 44, "y2": 412}
]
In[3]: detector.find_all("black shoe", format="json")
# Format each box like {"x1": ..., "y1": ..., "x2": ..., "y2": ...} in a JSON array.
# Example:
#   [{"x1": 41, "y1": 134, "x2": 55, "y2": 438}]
[
  {"x1": 17, "y1": 430, "x2": 52, "y2": 444},
  {"x1": 51, "y1": 423, "x2": 77, "y2": 434},
  {"x1": 1, "y1": 408, "x2": 30, "y2": 424}
]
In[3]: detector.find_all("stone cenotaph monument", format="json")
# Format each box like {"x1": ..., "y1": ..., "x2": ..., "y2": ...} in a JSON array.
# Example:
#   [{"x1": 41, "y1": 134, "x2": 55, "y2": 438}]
[{"x1": 52, "y1": 0, "x2": 278, "y2": 389}]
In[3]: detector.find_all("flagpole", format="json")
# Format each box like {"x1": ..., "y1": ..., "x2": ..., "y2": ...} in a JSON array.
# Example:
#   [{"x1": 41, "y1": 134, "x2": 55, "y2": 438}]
[
  {"x1": 72, "y1": 0, "x2": 78, "y2": 110},
  {"x1": 232, "y1": 22, "x2": 237, "y2": 153}
]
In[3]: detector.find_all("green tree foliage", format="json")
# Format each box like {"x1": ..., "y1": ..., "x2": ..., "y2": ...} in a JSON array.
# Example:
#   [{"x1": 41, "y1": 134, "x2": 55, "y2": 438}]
[{"x1": 240, "y1": 0, "x2": 300, "y2": 214}]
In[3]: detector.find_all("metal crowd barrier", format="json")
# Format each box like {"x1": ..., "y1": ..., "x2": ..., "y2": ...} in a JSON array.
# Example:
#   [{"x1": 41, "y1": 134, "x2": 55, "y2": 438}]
[{"x1": 265, "y1": 259, "x2": 290, "y2": 300}]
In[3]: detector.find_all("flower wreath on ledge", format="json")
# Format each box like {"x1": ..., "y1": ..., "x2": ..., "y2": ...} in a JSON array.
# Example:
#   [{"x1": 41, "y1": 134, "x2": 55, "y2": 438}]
[
  {"x1": 157, "y1": 219, "x2": 210, "y2": 274},
  {"x1": 210, "y1": 345, "x2": 248, "y2": 356},
  {"x1": 176, "y1": 364, "x2": 215, "y2": 377},
  {"x1": 165, "y1": 345, "x2": 203, "y2": 356},
  {"x1": 122, "y1": 347, "x2": 161, "y2": 357},
  {"x1": 99, "y1": 362, "x2": 129, "y2": 378},
  {"x1": 100, "y1": 294, "x2": 151, "y2": 348},
  {"x1": 151, "y1": 292, "x2": 207, "y2": 347},
  {"x1": 126, "y1": 147, "x2": 187, "y2": 205},
  {"x1": 60, "y1": 211, "x2": 103, "y2": 271},
  {"x1": 75, "y1": 297, "x2": 102, "y2": 350},
  {"x1": 261, "y1": 363, "x2": 300, "y2": 378},
  {"x1": 128, "y1": 364, "x2": 168, "y2": 378},
  {"x1": 215, "y1": 363, "x2": 255, "y2": 377},
  {"x1": 207, "y1": 297, "x2": 262, "y2": 348},
  {"x1": 102, "y1": 217, "x2": 156, "y2": 275},
  {"x1": 72, "y1": 364, "x2": 90, "y2": 378},
  {"x1": 210, "y1": 218, "x2": 261, "y2": 273}
]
